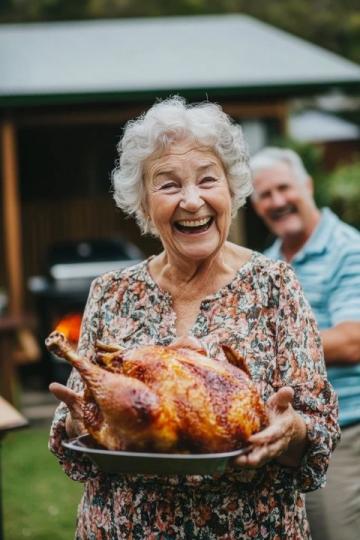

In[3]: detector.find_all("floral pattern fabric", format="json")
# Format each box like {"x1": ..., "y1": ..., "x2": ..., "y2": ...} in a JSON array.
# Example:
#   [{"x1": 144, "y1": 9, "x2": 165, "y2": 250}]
[{"x1": 49, "y1": 252, "x2": 340, "y2": 539}]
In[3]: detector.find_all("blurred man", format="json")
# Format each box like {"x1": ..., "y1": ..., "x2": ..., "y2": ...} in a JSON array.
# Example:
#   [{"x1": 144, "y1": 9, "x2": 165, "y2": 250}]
[{"x1": 250, "y1": 147, "x2": 360, "y2": 540}]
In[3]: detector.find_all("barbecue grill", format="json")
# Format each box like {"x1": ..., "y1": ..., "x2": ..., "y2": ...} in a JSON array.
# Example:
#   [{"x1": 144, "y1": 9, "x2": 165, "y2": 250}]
[{"x1": 28, "y1": 238, "x2": 143, "y2": 384}]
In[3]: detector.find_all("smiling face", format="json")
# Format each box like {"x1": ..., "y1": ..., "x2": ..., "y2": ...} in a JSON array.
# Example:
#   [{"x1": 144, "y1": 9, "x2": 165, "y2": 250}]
[
  {"x1": 144, "y1": 139, "x2": 232, "y2": 263},
  {"x1": 251, "y1": 161, "x2": 317, "y2": 240}
]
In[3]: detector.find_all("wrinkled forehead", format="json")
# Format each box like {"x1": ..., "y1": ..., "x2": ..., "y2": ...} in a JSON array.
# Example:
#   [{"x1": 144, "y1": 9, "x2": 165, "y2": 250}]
[
  {"x1": 252, "y1": 160, "x2": 299, "y2": 190},
  {"x1": 144, "y1": 138, "x2": 224, "y2": 179}
]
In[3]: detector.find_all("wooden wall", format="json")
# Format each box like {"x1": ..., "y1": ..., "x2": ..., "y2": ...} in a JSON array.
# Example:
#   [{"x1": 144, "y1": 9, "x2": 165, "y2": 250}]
[
  {"x1": 1, "y1": 98, "x2": 288, "y2": 312},
  {"x1": 21, "y1": 196, "x2": 161, "y2": 303}
]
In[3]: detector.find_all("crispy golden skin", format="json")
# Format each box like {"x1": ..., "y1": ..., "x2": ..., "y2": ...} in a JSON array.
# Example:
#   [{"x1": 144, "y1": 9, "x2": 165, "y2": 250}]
[{"x1": 46, "y1": 332, "x2": 268, "y2": 453}]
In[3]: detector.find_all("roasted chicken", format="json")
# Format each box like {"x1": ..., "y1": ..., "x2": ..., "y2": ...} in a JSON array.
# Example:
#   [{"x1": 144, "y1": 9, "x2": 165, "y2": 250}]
[{"x1": 46, "y1": 331, "x2": 268, "y2": 453}]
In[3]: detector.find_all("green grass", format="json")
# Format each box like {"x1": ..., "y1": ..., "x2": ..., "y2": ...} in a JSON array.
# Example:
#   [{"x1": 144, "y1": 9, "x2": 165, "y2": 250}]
[{"x1": 2, "y1": 426, "x2": 83, "y2": 540}]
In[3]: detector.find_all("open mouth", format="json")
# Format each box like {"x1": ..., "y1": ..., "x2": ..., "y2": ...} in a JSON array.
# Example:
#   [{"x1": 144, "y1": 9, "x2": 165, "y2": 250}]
[{"x1": 174, "y1": 217, "x2": 214, "y2": 234}]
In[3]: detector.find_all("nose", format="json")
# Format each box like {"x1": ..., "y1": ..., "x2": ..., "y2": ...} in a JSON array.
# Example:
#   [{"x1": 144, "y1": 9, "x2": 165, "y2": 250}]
[
  {"x1": 179, "y1": 185, "x2": 204, "y2": 212},
  {"x1": 269, "y1": 190, "x2": 287, "y2": 207}
]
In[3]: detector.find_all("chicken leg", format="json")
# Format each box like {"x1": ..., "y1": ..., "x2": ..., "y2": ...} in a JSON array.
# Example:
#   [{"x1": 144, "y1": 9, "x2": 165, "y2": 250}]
[{"x1": 46, "y1": 331, "x2": 165, "y2": 450}]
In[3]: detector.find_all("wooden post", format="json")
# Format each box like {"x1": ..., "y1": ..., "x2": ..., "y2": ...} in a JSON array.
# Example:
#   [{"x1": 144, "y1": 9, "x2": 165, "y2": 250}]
[
  {"x1": 1, "y1": 119, "x2": 24, "y2": 316},
  {"x1": 228, "y1": 209, "x2": 246, "y2": 246}
]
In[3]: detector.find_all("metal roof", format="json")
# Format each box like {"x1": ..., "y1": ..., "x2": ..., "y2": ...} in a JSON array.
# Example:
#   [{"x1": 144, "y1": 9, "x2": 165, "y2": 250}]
[
  {"x1": 289, "y1": 110, "x2": 360, "y2": 143},
  {"x1": 1, "y1": 14, "x2": 359, "y2": 106}
]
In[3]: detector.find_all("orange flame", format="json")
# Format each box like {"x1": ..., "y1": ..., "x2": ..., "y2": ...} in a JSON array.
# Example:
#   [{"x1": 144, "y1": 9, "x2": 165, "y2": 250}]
[{"x1": 55, "y1": 313, "x2": 82, "y2": 344}]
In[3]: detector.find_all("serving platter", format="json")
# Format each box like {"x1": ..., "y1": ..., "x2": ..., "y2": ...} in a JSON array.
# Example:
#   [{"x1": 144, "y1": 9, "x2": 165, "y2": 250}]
[{"x1": 63, "y1": 435, "x2": 252, "y2": 475}]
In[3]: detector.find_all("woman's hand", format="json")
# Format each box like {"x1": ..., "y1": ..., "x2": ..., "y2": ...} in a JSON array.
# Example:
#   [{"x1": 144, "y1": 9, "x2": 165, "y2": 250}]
[
  {"x1": 168, "y1": 335, "x2": 207, "y2": 354},
  {"x1": 49, "y1": 382, "x2": 86, "y2": 438},
  {"x1": 233, "y1": 387, "x2": 308, "y2": 469}
]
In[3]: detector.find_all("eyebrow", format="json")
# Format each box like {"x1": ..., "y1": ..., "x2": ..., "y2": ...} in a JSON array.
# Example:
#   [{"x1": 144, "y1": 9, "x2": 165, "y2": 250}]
[
  {"x1": 197, "y1": 162, "x2": 218, "y2": 171},
  {"x1": 155, "y1": 162, "x2": 218, "y2": 178},
  {"x1": 155, "y1": 170, "x2": 176, "y2": 178}
]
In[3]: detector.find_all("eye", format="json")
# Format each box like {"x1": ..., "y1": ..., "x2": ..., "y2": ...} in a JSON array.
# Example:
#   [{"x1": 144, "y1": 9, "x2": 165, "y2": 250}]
[
  {"x1": 200, "y1": 176, "x2": 217, "y2": 185},
  {"x1": 159, "y1": 182, "x2": 179, "y2": 190}
]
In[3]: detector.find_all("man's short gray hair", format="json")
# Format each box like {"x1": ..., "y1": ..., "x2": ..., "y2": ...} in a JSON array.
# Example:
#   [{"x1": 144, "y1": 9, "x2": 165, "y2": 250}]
[
  {"x1": 250, "y1": 147, "x2": 309, "y2": 194},
  {"x1": 112, "y1": 96, "x2": 253, "y2": 234}
]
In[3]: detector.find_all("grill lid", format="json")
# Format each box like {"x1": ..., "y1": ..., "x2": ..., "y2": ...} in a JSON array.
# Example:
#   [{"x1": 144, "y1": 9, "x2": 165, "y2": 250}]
[
  {"x1": 49, "y1": 259, "x2": 140, "y2": 280},
  {"x1": 28, "y1": 238, "x2": 144, "y2": 299}
]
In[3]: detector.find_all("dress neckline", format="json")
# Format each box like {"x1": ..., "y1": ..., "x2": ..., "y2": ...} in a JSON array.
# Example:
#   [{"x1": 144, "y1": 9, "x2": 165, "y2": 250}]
[{"x1": 141, "y1": 250, "x2": 259, "y2": 304}]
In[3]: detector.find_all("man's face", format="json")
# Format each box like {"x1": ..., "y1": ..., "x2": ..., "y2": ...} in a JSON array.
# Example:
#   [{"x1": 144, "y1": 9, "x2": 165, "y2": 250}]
[{"x1": 251, "y1": 161, "x2": 314, "y2": 240}]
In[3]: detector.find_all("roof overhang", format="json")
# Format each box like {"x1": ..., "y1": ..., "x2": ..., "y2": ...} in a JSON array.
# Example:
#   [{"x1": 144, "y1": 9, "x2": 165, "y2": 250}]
[{"x1": 1, "y1": 15, "x2": 359, "y2": 108}]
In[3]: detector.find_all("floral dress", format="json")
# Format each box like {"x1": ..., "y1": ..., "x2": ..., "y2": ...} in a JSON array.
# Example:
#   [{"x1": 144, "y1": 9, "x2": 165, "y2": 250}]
[{"x1": 49, "y1": 252, "x2": 340, "y2": 539}]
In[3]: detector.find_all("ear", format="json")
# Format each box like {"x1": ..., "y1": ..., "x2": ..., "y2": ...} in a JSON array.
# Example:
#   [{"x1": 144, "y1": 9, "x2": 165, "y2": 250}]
[
  {"x1": 305, "y1": 176, "x2": 314, "y2": 196},
  {"x1": 249, "y1": 191, "x2": 260, "y2": 212}
]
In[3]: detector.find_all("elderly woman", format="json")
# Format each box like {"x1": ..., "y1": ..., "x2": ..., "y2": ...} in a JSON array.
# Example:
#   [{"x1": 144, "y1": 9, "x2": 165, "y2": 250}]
[{"x1": 49, "y1": 96, "x2": 339, "y2": 539}]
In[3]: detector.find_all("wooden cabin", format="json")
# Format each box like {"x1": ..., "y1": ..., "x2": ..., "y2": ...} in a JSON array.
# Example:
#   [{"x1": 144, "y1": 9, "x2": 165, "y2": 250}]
[{"x1": 1, "y1": 14, "x2": 360, "y2": 318}]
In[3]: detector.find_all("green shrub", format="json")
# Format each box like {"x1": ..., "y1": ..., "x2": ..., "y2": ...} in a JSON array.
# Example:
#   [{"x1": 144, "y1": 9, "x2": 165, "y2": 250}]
[
  {"x1": 321, "y1": 160, "x2": 360, "y2": 229},
  {"x1": 270, "y1": 136, "x2": 360, "y2": 228}
]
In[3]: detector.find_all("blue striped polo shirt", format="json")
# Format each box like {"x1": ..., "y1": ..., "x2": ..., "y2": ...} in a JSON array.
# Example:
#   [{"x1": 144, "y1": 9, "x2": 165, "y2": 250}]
[{"x1": 265, "y1": 208, "x2": 360, "y2": 427}]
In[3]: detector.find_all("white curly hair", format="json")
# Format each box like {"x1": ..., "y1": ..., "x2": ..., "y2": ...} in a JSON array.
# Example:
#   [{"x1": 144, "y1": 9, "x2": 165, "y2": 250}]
[
  {"x1": 112, "y1": 95, "x2": 253, "y2": 235},
  {"x1": 250, "y1": 147, "x2": 309, "y2": 198}
]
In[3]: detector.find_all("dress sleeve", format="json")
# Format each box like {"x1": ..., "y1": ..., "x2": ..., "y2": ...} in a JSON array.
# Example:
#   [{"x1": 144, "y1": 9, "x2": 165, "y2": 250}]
[
  {"x1": 48, "y1": 276, "x2": 104, "y2": 482},
  {"x1": 273, "y1": 262, "x2": 340, "y2": 493}
]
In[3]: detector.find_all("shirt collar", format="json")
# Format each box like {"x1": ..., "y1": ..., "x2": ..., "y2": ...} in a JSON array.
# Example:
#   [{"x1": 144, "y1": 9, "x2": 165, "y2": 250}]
[
  {"x1": 293, "y1": 207, "x2": 337, "y2": 261},
  {"x1": 267, "y1": 208, "x2": 338, "y2": 262}
]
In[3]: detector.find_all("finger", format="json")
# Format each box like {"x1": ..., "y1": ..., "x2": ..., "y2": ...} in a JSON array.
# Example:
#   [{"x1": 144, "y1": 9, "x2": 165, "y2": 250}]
[
  {"x1": 252, "y1": 410, "x2": 297, "y2": 444},
  {"x1": 249, "y1": 423, "x2": 286, "y2": 445},
  {"x1": 168, "y1": 336, "x2": 206, "y2": 353},
  {"x1": 267, "y1": 387, "x2": 294, "y2": 412},
  {"x1": 235, "y1": 437, "x2": 290, "y2": 469},
  {"x1": 49, "y1": 383, "x2": 82, "y2": 410},
  {"x1": 65, "y1": 411, "x2": 86, "y2": 438},
  {"x1": 234, "y1": 445, "x2": 271, "y2": 469},
  {"x1": 262, "y1": 439, "x2": 291, "y2": 462}
]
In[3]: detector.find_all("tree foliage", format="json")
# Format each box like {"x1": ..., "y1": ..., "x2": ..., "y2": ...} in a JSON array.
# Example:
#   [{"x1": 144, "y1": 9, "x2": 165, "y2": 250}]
[
  {"x1": 271, "y1": 136, "x2": 360, "y2": 228},
  {"x1": 322, "y1": 160, "x2": 360, "y2": 228},
  {"x1": 1, "y1": 0, "x2": 359, "y2": 63}
]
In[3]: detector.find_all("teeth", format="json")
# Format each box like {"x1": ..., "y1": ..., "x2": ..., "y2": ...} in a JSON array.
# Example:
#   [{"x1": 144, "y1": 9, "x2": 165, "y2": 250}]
[{"x1": 177, "y1": 217, "x2": 211, "y2": 227}]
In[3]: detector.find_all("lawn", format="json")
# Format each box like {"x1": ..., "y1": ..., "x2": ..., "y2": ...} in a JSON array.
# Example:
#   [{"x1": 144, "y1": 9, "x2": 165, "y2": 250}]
[{"x1": 2, "y1": 426, "x2": 83, "y2": 540}]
